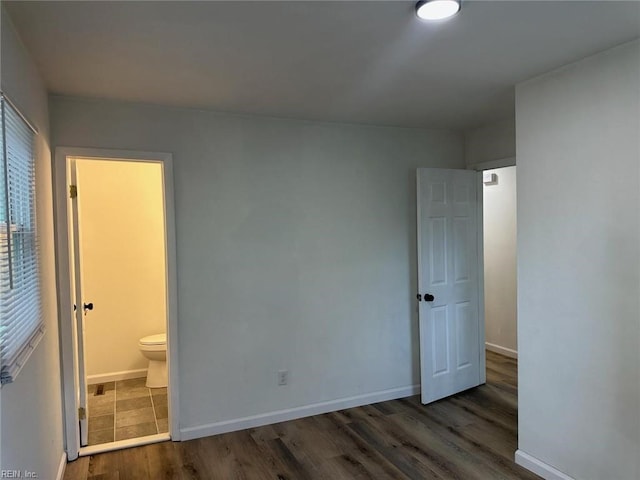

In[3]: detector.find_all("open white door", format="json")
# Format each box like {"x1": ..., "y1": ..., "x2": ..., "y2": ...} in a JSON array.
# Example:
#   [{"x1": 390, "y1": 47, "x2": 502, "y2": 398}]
[
  {"x1": 417, "y1": 168, "x2": 484, "y2": 404},
  {"x1": 69, "y1": 157, "x2": 89, "y2": 446}
]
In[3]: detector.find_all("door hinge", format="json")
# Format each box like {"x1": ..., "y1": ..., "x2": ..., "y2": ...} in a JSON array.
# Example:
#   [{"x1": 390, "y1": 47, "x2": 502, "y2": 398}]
[
  {"x1": 69, "y1": 185, "x2": 78, "y2": 198},
  {"x1": 78, "y1": 406, "x2": 86, "y2": 420}
]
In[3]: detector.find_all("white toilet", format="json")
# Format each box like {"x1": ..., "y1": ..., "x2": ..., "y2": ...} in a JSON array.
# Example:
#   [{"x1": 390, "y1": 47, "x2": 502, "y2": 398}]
[{"x1": 138, "y1": 333, "x2": 167, "y2": 388}]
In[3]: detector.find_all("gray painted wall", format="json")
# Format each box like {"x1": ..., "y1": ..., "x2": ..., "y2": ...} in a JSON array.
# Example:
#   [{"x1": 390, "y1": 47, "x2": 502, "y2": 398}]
[
  {"x1": 0, "y1": 8, "x2": 64, "y2": 478},
  {"x1": 464, "y1": 118, "x2": 516, "y2": 167},
  {"x1": 516, "y1": 40, "x2": 639, "y2": 479},
  {"x1": 50, "y1": 96, "x2": 465, "y2": 434}
]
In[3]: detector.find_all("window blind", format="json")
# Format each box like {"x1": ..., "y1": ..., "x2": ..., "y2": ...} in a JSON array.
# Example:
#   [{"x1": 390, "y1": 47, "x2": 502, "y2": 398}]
[{"x1": 0, "y1": 95, "x2": 43, "y2": 385}]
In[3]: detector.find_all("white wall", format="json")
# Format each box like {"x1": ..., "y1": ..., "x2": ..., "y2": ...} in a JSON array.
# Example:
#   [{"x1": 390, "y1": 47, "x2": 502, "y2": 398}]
[
  {"x1": 483, "y1": 166, "x2": 517, "y2": 357},
  {"x1": 76, "y1": 160, "x2": 166, "y2": 379},
  {"x1": 0, "y1": 7, "x2": 65, "y2": 479},
  {"x1": 464, "y1": 117, "x2": 516, "y2": 167},
  {"x1": 50, "y1": 96, "x2": 464, "y2": 434},
  {"x1": 516, "y1": 40, "x2": 639, "y2": 480}
]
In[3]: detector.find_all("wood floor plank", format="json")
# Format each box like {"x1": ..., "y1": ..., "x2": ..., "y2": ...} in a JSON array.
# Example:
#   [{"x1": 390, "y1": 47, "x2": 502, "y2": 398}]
[
  {"x1": 393, "y1": 406, "x2": 535, "y2": 480},
  {"x1": 268, "y1": 436, "x2": 315, "y2": 480},
  {"x1": 226, "y1": 431, "x2": 280, "y2": 480},
  {"x1": 312, "y1": 412, "x2": 412, "y2": 479},
  {"x1": 64, "y1": 352, "x2": 539, "y2": 480},
  {"x1": 251, "y1": 431, "x2": 310, "y2": 479},
  {"x1": 62, "y1": 456, "x2": 90, "y2": 480},
  {"x1": 145, "y1": 441, "x2": 182, "y2": 480},
  {"x1": 347, "y1": 416, "x2": 447, "y2": 479},
  {"x1": 87, "y1": 452, "x2": 120, "y2": 479},
  {"x1": 272, "y1": 419, "x2": 346, "y2": 478},
  {"x1": 248, "y1": 424, "x2": 280, "y2": 444},
  {"x1": 326, "y1": 454, "x2": 379, "y2": 479},
  {"x1": 175, "y1": 436, "x2": 225, "y2": 479},
  {"x1": 385, "y1": 410, "x2": 505, "y2": 480},
  {"x1": 117, "y1": 445, "x2": 151, "y2": 480}
]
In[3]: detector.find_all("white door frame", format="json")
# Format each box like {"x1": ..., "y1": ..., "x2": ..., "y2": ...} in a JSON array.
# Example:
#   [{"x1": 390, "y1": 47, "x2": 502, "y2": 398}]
[
  {"x1": 53, "y1": 147, "x2": 180, "y2": 460},
  {"x1": 468, "y1": 158, "x2": 517, "y2": 364},
  {"x1": 476, "y1": 172, "x2": 486, "y2": 385}
]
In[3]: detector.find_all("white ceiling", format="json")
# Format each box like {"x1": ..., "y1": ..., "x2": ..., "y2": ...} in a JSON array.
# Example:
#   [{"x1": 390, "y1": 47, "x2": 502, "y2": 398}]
[{"x1": 5, "y1": 1, "x2": 640, "y2": 129}]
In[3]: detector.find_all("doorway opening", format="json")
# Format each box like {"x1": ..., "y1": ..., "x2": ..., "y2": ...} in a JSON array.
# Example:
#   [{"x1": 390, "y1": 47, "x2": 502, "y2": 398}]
[
  {"x1": 480, "y1": 165, "x2": 518, "y2": 449},
  {"x1": 54, "y1": 148, "x2": 179, "y2": 459},
  {"x1": 75, "y1": 158, "x2": 168, "y2": 448},
  {"x1": 481, "y1": 166, "x2": 517, "y2": 375},
  {"x1": 416, "y1": 164, "x2": 517, "y2": 404}
]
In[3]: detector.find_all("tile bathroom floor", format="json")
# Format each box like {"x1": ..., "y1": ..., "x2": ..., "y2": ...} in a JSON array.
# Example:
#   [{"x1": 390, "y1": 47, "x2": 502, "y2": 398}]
[{"x1": 87, "y1": 377, "x2": 168, "y2": 446}]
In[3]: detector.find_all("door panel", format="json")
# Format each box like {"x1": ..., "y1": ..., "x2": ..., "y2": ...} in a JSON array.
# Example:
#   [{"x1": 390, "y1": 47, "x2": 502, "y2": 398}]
[
  {"x1": 455, "y1": 302, "x2": 472, "y2": 368},
  {"x1": 431, "y1": 306, "x2": 449, "y2": 376},
  {"x1": 417, "y1": 168, "x2": 483, "y2": 404},
  {"x1": 430, "y1": 217, "x2": 447, "y2": 284},
  {"x1": 69, "y1": 158, "x2": 89, "y2": 446}
]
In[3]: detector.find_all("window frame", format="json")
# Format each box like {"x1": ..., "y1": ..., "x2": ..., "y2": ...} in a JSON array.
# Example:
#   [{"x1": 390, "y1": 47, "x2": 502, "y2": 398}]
[{"x1": 0, "y1": 93, "x2": 43, "y2": 385}]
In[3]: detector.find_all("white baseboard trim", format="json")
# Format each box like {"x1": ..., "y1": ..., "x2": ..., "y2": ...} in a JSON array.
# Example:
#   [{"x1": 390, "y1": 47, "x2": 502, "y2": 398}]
[
  {"x1": 87, "y1": 368, "x2": 147, "y2": 384},
  {"x1": 486, "y1": 342, "x2": 518, "y2": 359},
  {"x1": 180, "y1": 384, "x2": 420, "y2": 441},
  {"x1": 56, "y1": 451, "x2": 67, "y2": 480},
  {"x1": 515, "y1": 450, "x2": 575, "y2": 480}
]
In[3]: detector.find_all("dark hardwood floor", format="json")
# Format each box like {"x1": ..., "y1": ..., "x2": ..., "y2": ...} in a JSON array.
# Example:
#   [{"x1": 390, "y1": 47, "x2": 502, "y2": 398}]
[{"x1": 64, "y1": 351, "x2": 538, "y2": 479}]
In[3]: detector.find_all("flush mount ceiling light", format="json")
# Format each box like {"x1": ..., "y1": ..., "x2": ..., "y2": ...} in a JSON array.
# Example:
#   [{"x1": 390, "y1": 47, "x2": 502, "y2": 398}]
[{"x1": 416, "y1": 0, "x2": 461, "y2": 21}]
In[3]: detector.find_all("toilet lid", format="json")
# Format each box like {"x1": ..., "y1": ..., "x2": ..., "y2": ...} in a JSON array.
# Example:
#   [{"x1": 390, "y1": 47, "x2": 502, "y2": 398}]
[{"x1": 140, "y1": 333, "x2": 166, "y2": 345}]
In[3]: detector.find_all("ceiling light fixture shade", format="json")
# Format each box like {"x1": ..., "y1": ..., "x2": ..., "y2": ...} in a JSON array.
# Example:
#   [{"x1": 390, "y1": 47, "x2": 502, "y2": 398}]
[{"x1": 416, "y1": 0, "x2": 461, "y2": 20}]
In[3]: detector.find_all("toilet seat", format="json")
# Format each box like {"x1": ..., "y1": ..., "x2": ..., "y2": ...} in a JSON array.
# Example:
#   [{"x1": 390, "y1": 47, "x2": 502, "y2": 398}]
[{"x1": 139, "y1": 333, "x2": 166, "y2": 346}]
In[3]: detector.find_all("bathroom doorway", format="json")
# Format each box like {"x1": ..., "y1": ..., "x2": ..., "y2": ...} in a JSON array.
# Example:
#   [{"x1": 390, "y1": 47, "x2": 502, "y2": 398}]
[
  {"x1": 54, "y1": 148, "x2": 179, "y2": 459},
  {"x1": 482, "y1": 166, "x2": 517, "y2": 360},
  {"x1": 75, "y1": 158, "x2": 168, "y2": 448}
]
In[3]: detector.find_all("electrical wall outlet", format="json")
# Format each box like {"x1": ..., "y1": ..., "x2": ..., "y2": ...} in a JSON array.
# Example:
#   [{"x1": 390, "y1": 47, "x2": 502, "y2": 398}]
[{"x1": 278, "y1": 370, "x2": 289, "y2": 386}]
